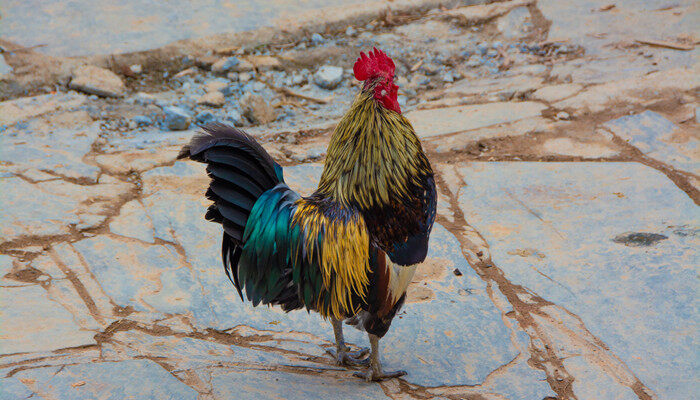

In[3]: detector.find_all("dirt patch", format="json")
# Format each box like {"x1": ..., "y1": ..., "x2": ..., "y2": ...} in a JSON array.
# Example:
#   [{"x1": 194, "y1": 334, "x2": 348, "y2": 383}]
[{"x1": 406, "y1": 256, "x2": 451, "y2": 304}]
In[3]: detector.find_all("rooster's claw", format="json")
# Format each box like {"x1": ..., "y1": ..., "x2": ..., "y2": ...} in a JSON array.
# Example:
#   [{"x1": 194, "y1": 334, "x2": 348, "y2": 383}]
[{"x1": 326, "y1": 347, "x2": 370, "y2": 367}]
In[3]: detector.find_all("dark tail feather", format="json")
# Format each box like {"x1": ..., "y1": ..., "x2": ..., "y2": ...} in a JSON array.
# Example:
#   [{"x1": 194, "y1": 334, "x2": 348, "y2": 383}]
[
  {"x1": 178, "y1": 122, "x2": 281, "y2": 187},
  {"x1": 179, "y1": 123, "x2": 284, "y2": 242}
]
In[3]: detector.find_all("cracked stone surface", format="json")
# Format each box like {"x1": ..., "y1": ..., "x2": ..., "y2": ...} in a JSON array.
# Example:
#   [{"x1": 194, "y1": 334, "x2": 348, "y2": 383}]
[
  {"x1": 1, "y1": 0, "x2": 698, "y2": 399},
  {"x1": 603, "y1": 111, "x2": 699, "y2": 175},
  {"x1": 455, "y1": 162, "x2": 698, "y2": 400}
]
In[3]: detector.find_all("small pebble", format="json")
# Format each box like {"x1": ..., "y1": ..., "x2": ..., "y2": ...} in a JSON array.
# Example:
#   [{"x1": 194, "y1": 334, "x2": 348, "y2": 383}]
[
  {"x1": 195, "y1": 110, "x2": 217, "y2": 125},
  {"x1": 291, "y1": 72, "x2": 308, "y2": 86},
  {"x1": 313, "y1": 65, "x2": 344, "y2": 90},
  {"x1": 556, "y1": 111, "x2": 571, "y2": 120},
  {"x1": 440, "y1": 72, "x2": 454, "y2": 83},
  {"x1": 251, "y1": 81, "x2": 266, "y2": 91},
  {"x1": 453, "y1": 268, "x2": 462, "y2": 276},
  {"x1": 134, "y1": 92, "x2": 156, "y2": 106},
  {"x1": 311, "y1": 33, "x2": 325, "y2": 44},
  {"x1": 132, "y1": 115, "x2": 152, "y2": 126},
  {"x1": 420, "y1": 63, "x2": 439, "y2": 76},
  {"x1": 163, "y1": 106, "x2": 191, "y2": 130},
  {"x1": 466, "y1": 55, "x2": 483, "y2": 67},
  {"x1": 129, "y1": 64, "x2": 143, "y2": 74},
  {"x1": 226, "y1": 109, "x2": 245, "y2": 126},
  {"x1": 211, "y1": 56, "x2": 240, "y2": 73},
  {"x1": 239, "y1": 72, "x2": 253, "y2": 83}
]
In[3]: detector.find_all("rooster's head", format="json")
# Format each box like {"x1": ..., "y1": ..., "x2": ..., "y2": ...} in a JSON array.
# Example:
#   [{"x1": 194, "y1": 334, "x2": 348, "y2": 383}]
[{"x1": 353, "y1": 48, "x2": 400, "y2": 114}]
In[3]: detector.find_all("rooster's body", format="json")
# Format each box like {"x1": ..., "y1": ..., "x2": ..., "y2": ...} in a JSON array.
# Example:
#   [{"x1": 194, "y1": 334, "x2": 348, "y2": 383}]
[{"x1": 179, "y1": 48, "x2": 436, "y2": 381}]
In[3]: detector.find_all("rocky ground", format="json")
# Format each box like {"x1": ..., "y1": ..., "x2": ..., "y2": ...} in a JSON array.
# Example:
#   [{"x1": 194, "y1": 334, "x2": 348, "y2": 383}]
[{"x1": 1, "y1": 0, "x2": 698, "y2": 399}]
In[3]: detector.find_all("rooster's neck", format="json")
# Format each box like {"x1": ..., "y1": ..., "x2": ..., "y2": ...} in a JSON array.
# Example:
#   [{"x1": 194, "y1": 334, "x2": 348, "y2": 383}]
[{"x1": 315, "y1": 92, "x2": 426, "y2": 210}]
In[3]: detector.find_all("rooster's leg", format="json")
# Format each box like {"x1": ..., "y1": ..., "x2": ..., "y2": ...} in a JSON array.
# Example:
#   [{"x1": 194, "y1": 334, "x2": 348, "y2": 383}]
[
  {"x1": 326, "y1": 318, "x2": 369, "y2": 366},
  {"x1": 354, "y1": 334, "x2": 407, "y2": 381}
]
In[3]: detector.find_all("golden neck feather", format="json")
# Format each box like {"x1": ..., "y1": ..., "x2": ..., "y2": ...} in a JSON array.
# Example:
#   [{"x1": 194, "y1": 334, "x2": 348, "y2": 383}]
[{"x1": 316, "y1": 91, "x2": 426, "y2": 209}]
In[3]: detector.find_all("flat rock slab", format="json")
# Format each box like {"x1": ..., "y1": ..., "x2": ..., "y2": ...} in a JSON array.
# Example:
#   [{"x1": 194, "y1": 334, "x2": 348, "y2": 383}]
[
  {"x1": 0, "y1": 378, "x2": 33, "y2": 399},
  {"x1": 406, "y1": 101, "x2": 546, "y2": 138},
  {"x1": 603, "y1": 110, "x2": 699, "y2": 174},
  {"x1": 457, "y1": 162, "x2": 698, "y2": 400},
  {"x1": 14, "y1": 359, "x2": 198, "y2": 399},
  {"x1": 0, "y1": 284, "x2": 96, "y2": 354},
  {"x1": 211, "y1": 369, "x2": 390, "y2": 399},
  {"x1": 554, "y1": 68, "x2": 700, "y2": 115},
  {"x1": 1, "y1": 122, "x2": 101, "y2": 182},
  {"x1": 541, "y1": 137, "x2": 618, "y2": 158},
  {"x1": 33, "y1": 161, "x2": 553, "y2": 397},
  {"x1": 530, "y1": 83, "x2": 583, "y2": 103},
  {"x1": 0, "y1": 92, "x2": 86, "y2": 127},
  {"x1": 444, "y1": 74, "x2": 544, "y2": 100},
  {"x1": 0, "y1": 175, "x2": 132, "y2": 243},
  {"x1": 69, "y1": 65, "x2": 125, "y2": 98}
]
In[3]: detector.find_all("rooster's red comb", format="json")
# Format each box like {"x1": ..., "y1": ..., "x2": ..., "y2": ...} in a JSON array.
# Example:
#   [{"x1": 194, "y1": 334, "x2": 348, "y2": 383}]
[{"x1": 353, "y1": 47, "x2": 395, "y2": 82}]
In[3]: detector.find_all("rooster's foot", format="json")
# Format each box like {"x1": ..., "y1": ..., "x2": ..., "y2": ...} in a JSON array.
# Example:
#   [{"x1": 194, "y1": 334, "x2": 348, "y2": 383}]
[
  {"x1": 353, "y1": 367, "x2": 407, "y2": 382},
  {"x1": 326, "y1": 346, "x2": 370, "y2": 367}
]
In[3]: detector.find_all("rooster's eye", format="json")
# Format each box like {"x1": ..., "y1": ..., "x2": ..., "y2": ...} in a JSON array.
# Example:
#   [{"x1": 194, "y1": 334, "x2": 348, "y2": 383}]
[{"x1": 380, "y1": 89, "x2": 387, "y2": 96}]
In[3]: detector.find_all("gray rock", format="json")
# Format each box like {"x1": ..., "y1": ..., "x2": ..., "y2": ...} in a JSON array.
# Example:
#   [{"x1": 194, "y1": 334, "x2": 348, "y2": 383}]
[
  {"x1": 162, "y1": 106, "x2": 191, "y2": 130},
  {"x1": 132, "y1": 115, "x2": 153, "y2": 126},
  {"x1": 311, "y1": 33, "x2": 324, "y2": 44},
  {"x1": 486, "y1": 48, "x2": 499, "y2": 58},
  {"x1": 211, "y1": 57, "x2": 240, "y2": 74},
  {"x1": 313, "y1": 65, "x2": 344, "y2": 90},
  {"x1": 239, "y1": 72, "x2": 253, "y2": 83},
  {"x1": 226, "y1": 109, "x2": 245, "y2": 126},
  {"x1": 195, "y1": 110, "x2": 217, "y2": 125},
  {"x1": 301, "y1": 146, "x2": 326, "y2": 161},
  {"x1": 497, "y1": 6, "x2": 532, "y2": 39},
  {"x1": 172, "y1": 67, "x2": 197, "y2": 81},
  {"x1": 440, "y1": 72, "x2": 454, "y2": 83},
  {"x1": 466, "y1": 55, "x2": 484, "y2": 67},
  {"x1": 134, "y1": 92, "x2": 157, "y2": 105},
  {"x1": 0, "y1": 55, "x2": 13, "y2": 77},
  {"x1": 345, "y1": 26, "x2": 357, "y2": 36},
  {"x1": 234, "y1": 59, "x2": 255, "y2": 72},
  {"x1": 69, "y1": 65, "x2": 125, "y2": 97},
  {"x1": 204, "y1": 78, "x2": 229, "y2": 93},
  {"x1": 421, "y1": 63, "x2": 440, "y2": 76},
  {"x1": 239, "y1": 93, "x2": 277, "y2": 125},
  {"x1": 251, "y1": 81, "x2": 266, "y2": 92},
  {"x1": 476, "y1": 43, "x2": 488, "y2": 55},
  {"x1": 556, "y1": 111, "x2": 571, "y2": 120},
  {"x1": 221, "y1": 84, "x2": 239, "y2": 97},
  {"x1": 291, "y1": 73, "x2": 307, "y2": 86},
  {"x1": 196, "y1": 91, "x2": 225, "y2": 107},
  {"x1": 695, "y1": 106, "x2": 699, "y2": 124},
  {"x1": 129, "y1": 64, "x2": 143, "y2": 74}
]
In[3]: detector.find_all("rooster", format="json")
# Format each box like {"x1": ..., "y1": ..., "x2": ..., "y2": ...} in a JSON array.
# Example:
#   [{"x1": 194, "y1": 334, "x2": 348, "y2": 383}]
[{"x1": 178, "y1": 48, "x2": 436, "y2": 381}]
